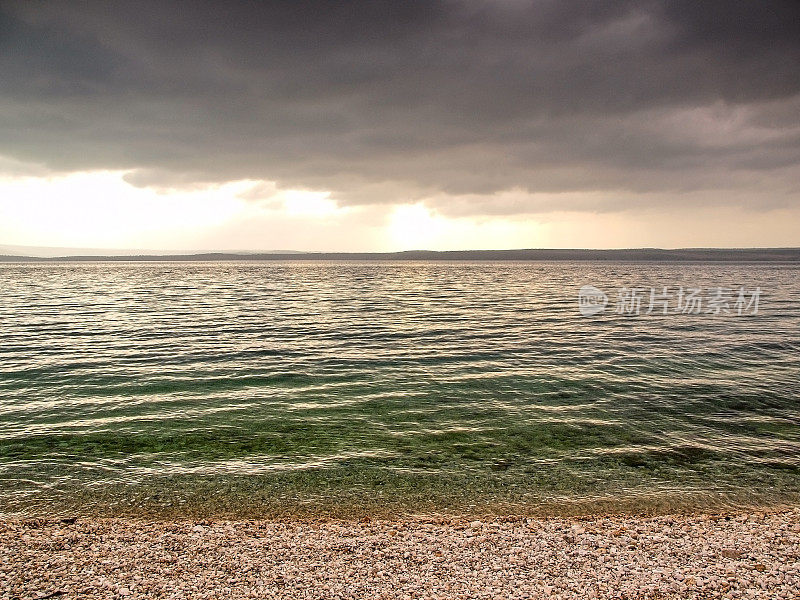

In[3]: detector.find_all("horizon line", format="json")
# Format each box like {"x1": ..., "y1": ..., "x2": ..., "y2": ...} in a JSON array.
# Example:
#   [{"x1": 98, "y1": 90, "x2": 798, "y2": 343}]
[{"x1": 2, "y1": 247, "x2": 800, "y2": 263}]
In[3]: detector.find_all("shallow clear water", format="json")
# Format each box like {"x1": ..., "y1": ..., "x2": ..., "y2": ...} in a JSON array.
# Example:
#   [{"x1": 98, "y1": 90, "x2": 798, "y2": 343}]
[{"x1": 0, "y1": 261, "x2": 798, "y2": 517}]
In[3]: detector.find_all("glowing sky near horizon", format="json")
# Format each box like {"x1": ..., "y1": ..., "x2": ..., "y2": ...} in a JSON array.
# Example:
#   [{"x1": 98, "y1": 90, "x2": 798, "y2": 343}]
[{"x1": 2, "y1": 168, "x2": 799, "y2": 253}]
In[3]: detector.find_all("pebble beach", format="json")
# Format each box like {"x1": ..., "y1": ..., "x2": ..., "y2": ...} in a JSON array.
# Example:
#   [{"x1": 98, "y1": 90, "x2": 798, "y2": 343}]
[{"x1": 2, "y1": 510, "x2": 798, "y2": 599}]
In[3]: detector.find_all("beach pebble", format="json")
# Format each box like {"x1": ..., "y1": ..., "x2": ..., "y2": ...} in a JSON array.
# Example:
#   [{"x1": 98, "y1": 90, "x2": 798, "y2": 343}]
[{"x1": 1, "y1": 510, "x2": 797, "y2": 599}]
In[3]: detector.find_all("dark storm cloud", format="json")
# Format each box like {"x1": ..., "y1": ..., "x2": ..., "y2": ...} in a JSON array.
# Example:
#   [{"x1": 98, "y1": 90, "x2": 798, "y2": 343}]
[{"x1": 1, "y1": 0, "x2": 799, "y2": 213}]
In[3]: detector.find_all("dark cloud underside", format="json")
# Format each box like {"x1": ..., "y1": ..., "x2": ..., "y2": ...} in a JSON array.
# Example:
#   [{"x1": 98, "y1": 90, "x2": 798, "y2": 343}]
[{"x1": 1, "y1": 0, "x2": 799, "y2": 213}]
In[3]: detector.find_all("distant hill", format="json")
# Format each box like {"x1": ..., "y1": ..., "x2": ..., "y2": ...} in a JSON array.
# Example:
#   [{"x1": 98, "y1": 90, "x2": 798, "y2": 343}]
[{"x1": 1, "y1": 248, "x2": 800, "y2": 262}]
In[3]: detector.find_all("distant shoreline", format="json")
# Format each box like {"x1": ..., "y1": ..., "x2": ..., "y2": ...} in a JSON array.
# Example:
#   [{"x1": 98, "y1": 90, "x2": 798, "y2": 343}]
[{"x1": 2, "y1": 247, "x2": 800, "y2": 262}]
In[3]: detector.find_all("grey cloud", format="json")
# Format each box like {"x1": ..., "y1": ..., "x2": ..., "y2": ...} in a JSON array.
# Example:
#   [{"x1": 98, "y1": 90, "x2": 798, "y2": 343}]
[
  {"x1": 1, "y1": 0, "x2": 799, "y2": 214},
  {"x1": 0, "y1": 154, "x2": 50, "y2": 177}
]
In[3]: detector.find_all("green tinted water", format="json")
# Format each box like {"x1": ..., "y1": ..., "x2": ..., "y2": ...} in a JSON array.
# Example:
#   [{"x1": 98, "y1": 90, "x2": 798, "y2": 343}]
[{"x1": 1, "y1": 262, "x2": 798, "y2": 517}]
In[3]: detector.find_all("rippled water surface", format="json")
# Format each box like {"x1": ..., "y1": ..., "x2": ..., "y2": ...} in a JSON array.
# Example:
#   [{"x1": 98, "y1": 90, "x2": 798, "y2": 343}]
[{"x1": 1, "y1": 261, "x2": 798, "y2": 517}]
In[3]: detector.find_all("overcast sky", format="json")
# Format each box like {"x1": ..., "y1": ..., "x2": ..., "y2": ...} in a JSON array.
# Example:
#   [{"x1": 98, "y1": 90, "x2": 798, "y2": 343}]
[{"x1": 1, "y1": 0, "x2": 799, "y2": 252}]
